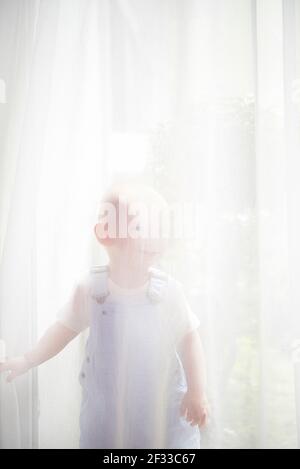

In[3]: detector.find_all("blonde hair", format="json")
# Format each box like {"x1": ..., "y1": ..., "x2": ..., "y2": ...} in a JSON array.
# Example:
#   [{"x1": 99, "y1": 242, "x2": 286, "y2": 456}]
[{"x1": 99, "y1": 182, "x2": 169, "y2": 220}]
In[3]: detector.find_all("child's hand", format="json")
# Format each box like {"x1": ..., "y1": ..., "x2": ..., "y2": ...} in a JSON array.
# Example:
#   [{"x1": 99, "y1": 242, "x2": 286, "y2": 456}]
[
  {"x1": 180, "y1": 391, "x2": 210, "y2": 428},
  {"x1": 0, "y1": 356, "x2": 31, "y2": 382}
]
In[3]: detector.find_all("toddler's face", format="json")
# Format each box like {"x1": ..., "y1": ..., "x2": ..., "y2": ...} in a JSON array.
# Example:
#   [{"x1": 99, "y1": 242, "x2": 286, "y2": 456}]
[{"x1": 95, "y1": 187, "x2": 170, "y2": 262}]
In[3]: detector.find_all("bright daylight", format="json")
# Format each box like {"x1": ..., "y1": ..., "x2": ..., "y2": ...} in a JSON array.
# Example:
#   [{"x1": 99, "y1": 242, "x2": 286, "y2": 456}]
[{"x1": 0, "y1": 0, "x2": 300, "y2": 452}]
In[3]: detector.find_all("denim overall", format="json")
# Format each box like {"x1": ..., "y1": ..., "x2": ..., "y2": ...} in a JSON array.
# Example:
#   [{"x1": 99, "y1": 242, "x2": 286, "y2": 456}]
[{"x1": 79, "y1": 266, "x2": 201, "y2": 449}]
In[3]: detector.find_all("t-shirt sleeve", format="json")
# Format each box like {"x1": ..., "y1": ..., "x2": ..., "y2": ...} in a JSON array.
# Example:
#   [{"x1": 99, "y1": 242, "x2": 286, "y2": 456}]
[
  {"x1": 56, "y1": 275, "x2": 90, "y2": 333},
  {"x1": 167, "y1": 279, "x2": 201, "y2": 345}
]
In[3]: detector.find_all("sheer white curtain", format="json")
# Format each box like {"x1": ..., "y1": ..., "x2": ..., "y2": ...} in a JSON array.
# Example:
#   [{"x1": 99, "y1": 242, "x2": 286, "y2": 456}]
[{"x1": 0, "y1": 0, "x2": 299, "y2": 449}]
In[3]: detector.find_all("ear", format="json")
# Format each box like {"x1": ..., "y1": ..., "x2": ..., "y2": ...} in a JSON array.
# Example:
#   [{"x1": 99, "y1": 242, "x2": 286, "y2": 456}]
[{"x1": 94, "y1": 222, "x2": 115, "y2": 246}]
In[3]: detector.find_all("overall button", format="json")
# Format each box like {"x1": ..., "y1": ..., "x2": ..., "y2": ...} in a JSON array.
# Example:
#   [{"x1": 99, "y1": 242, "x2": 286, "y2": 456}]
[
  {"x1": 81, "y1": 372, "x2": 85, "y2": 379},
  {"x1": 86, "y1": 356, "x2": 90, "y2": 363},
  {"x1": 102, "y1": 309, "x2": 107, "y2": 315}
]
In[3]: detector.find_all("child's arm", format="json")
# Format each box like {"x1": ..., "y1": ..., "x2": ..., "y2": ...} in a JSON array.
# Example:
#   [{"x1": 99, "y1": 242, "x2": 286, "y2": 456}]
[
  {"x1": 0, "y1": 321, "x2": 78, "y2": 382},
  {"x1": 177, "y1": 328, "x2": 210, "y2": 428}
]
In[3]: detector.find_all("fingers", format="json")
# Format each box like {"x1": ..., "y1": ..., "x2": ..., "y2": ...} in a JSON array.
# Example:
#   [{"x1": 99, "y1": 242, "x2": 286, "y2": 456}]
[
  {"x1": 189, "y1": 412, "x2": 202, "y2": 427},
  {"x1": 186, "y1": 408, "x2": 194, "y2": 424},
  {"x1": 186, "y1": 408, "x2": 209, "y2": 427},
  {"x1": 180, "y1": 395, "x2": 211, "y2": 428},
  {"x1": 181, "y1": 401, "x2": 198, "y2": 426},
  {"x1": 198, "y1": 409, "x2": 209, "y2": 428}
]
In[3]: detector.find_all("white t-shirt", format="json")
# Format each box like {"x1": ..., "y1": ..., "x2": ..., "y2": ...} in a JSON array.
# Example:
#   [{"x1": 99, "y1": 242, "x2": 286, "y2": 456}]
[{"x1": 56, "y1": 272, "x2": 200, "y2": 346}]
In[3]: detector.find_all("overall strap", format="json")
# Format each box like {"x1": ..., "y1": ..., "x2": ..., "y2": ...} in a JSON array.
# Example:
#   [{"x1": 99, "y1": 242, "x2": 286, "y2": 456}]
[
  {"x1": 89, "y1": 264, "x2": 169, "y2": 304},
  {"x1": 89, "y1": 265, "x2": 110, "y2": 304},
  {"x1": 147, "y1": 266, "x2": 169, "y2": 303}
]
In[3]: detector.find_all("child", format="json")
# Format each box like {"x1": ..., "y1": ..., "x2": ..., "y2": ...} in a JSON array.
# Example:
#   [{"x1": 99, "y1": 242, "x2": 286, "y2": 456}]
[{"x1": 0, "y1": 183, "x2": 209, "y2": 449}]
